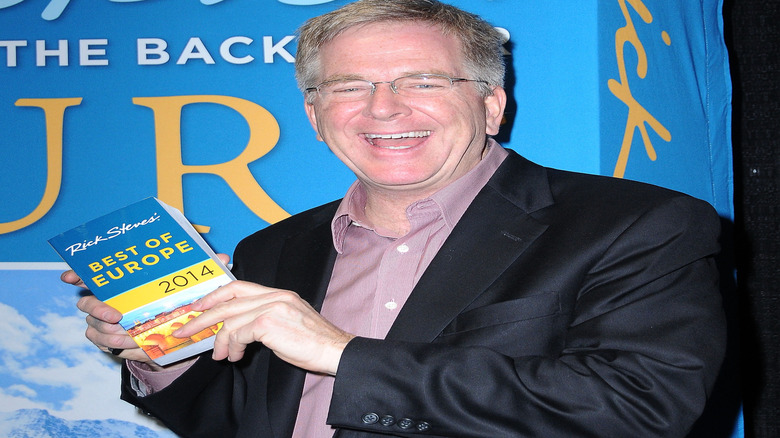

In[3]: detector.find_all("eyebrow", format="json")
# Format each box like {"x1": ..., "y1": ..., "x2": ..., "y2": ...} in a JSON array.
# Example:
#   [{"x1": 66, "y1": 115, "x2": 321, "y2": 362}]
[
  {"x1": 319, "y1": 70, "x2": 458, "y2": 83},
  {"x1": 320, "y1": 74, "x2": 367, "y2": 83}
]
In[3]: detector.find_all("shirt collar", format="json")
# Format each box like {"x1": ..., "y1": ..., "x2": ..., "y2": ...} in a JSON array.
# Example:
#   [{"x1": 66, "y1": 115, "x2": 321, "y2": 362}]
[{"x1": 331, "y1": 139, "x2": 509, "y2": 253}]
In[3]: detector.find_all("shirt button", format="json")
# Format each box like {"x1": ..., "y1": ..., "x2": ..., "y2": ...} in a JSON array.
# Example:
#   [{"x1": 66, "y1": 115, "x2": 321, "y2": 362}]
[
  {"x1": 362, "y1": 412, "x2": 380, "y2": 424},
  {"x1": 384, "y1": 300, "x2": 398, "y2": 310},
  {"x1": 396, "y1": 243, "x2": 410, "y2": 253},
  {"x1": 397, "y1": 418, "x2": 414, "y2": 429}
]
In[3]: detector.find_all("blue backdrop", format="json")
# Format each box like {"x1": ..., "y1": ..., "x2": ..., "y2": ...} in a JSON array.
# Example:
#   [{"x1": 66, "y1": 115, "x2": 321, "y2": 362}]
[{"x1": 0, "y1": 0, "x2": 737, "y2": 436}]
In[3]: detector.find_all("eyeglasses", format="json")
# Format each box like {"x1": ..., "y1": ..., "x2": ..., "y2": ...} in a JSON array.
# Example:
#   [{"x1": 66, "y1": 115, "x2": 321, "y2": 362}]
[{"x1": 305, "y1": 74, "x2": 488, "y2": 103}]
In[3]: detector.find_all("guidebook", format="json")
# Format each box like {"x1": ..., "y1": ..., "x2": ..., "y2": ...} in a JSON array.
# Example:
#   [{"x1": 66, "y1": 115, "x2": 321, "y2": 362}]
[{"x1": 48, "y1": 197, "x2": 235, "y2": 366}]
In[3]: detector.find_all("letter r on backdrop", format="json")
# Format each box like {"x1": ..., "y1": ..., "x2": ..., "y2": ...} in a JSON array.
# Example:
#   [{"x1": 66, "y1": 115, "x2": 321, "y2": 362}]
[{"x1": 133, "y1": 95, "x2": 290, "y2": 233}]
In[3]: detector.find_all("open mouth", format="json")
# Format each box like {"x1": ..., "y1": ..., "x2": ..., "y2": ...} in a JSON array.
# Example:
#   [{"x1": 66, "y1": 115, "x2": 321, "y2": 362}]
[{"x1": 364, "y1": 131, "x2": 431, "y2": 149}]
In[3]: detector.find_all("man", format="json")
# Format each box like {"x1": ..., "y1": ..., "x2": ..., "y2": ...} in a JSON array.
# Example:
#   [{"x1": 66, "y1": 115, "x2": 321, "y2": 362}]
[{"x1": 69, "y1": 0, "x2": 726, "y2": 436}]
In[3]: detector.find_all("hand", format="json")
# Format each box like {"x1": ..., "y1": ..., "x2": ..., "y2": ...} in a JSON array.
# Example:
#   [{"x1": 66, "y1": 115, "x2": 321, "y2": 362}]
[
  {"x1": 64, "y1": 253, "x2": 231, "y2": 368},
  {"x1": 173, "y1": 281, "x2": 355, "y2": 375},
  {"x1": 62, "y1": 269, "x2": 148, "y2": 362},
  {"x1": 75, "y1": 294, "x2": 155, "y2": 364}
]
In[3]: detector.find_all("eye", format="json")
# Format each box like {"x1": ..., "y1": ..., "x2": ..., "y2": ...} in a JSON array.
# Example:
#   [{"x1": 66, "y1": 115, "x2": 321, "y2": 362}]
[
  {"x1": 333, "y1": 87, "x2": 362, "y2": 94},
  {"x1": 399, "y1": 75, "x2": 449, "y2": 92},
  {"x1": 327, "y1": 81, "x2": 371, "y2": 94},
  {"x1": 412, "y1": 83, "x2": 443, "y2": 89}
]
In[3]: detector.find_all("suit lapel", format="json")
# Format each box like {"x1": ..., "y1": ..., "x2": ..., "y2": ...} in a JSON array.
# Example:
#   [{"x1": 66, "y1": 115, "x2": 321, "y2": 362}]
[
  {"x1": 386, "y1": 152, "x2": 554, "y2": 343},
  {"x1": 266, "y1": 206, "x2": 339, "y2": 438}
]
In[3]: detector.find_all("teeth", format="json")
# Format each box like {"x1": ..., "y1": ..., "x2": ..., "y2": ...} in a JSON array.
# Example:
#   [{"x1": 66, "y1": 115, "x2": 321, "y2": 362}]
[{"x1": 365, "y1": 131, "x2": 431, "y2": 139}]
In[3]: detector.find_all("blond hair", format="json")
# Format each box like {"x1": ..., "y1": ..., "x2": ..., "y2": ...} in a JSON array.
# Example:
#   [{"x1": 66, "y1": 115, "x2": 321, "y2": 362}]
[{"x1": 295, "y1": 0, "x2": 505, "y2": 97}]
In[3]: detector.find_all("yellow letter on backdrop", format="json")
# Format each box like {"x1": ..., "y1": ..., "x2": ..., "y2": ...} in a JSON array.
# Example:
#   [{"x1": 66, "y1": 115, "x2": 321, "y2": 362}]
[
  {"x1": 133, "y1": 95, "x2": 290, "y2": 233},
  {"x1": 608, "y1": 0, "x2": 671, "y2": 178},
  {"x1": 0, "y1": 98, "x2": 82, "y2": 234}
]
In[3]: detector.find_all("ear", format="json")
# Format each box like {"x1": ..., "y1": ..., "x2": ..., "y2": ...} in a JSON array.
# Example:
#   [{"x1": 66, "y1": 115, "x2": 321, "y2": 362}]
[
  {"x1": 303, "y1": 100, "x2": 324, "y2": 141},
  {"x1": 484, "y1": 86, "x2": 507, "y2": 136}
]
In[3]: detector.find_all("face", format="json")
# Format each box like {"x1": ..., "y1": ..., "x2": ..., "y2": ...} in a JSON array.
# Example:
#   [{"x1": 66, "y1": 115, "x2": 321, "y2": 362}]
[{"x1": 304, "y1": 22, "x2": 506, "y2": 200}]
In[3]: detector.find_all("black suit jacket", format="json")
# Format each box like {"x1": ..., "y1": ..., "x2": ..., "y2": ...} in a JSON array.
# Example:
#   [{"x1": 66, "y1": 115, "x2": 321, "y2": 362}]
[{"x1": 121, "y1": 150, "x2": 726, "y2": 438}]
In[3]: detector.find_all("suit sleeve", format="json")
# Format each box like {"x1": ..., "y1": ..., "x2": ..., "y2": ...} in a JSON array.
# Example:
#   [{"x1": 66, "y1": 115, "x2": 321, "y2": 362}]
[{"x1": 326, "y1": 196, "x2": 727, "y2": 438}]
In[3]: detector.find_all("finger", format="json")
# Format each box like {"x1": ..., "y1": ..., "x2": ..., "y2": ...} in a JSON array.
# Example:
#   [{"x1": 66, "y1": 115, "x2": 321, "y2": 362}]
[
  {"x1": 173, "y1": 312, "x2": 221, "y2": 339},
  {"x1": 190, "y1": 281, "x2": 244, "y2": 311},
  {"x1": 85, "y1": 314, "x2": 126, "y2": 334},
  {"x1": 103, "y1": 345, "x2": 150, "y2": 363},
  {"x1": 83, "y1": 316, "x2": 151, "y2": 362},
  {"x1": 209, "y1": 304, "x2": 277, "y2": 361},
  {"x1": 77, "y1": 295, "x2": 123, "y2": 324},
  {"x1": 173, "y1": 292, "x2": 257, "y2": 338},
  {"x1": 224, "y1": 323, "x2": 256, "y2": 362},
  {"x1": 84, "y1": 325, "x2": 147, "y2": 362},
  {"x1": 61, "y1": 270, "x2": 86, "y2": 288},
  {"x1": 84, "y1": 312, "x2": 134, "y2": 345},
  {"x1": 85, "y1": 324, "x2": 132, "y2": 350},
  {"x1": 191, "y1": 281, "x2": 285, "y2": 311},
  {"x1": 177, "y1": 283, "x2": 293, "y2": 337},
  {"x1": 216, "y1": 253, "x2": 230, "y2": 265},
  {"x1": 217, "y1": 305, "x2": 296, "y2": 362}
]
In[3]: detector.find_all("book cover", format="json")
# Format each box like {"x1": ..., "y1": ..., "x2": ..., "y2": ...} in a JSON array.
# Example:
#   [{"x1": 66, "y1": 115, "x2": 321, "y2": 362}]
[{"x1": 48, "y1": 197, "x2": 235, "y2": 366}]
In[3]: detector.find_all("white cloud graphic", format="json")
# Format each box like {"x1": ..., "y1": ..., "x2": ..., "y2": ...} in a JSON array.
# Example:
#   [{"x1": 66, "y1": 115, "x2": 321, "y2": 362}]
[
  {"x1": 6, "y1": 384, "x2": 37, "y2": 398},
  {"x1": 0, "y1": 302, "x2": 37, "y2": 355},
  {"x1": 0, "y1": 386, "x2": 45, "y2": 410},
  {"x1": 0, "y1": 300, "x2": 170, "y2": 432}
]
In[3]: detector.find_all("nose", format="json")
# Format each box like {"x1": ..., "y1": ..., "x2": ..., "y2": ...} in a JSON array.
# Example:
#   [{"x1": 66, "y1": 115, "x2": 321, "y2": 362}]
[{"x1": 362, "y1": 82, "x2": 411, "y2": 120}]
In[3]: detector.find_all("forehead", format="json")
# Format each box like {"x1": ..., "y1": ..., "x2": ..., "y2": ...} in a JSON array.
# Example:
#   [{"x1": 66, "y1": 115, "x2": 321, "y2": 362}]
[{"x1": 317, "y1": 21, "x2": 466, "y2": 79}]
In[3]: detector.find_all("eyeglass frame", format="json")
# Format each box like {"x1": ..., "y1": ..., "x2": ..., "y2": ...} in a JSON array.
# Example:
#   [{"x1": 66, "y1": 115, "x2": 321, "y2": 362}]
[{"x1": 304, "y1": 73, "x2": 489, "y2": 102}]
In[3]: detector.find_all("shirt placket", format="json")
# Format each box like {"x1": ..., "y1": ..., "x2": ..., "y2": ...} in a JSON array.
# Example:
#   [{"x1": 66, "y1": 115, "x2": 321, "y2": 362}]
[{"x1": 371, "y1": 201, "x2": 442, "y2": 339}]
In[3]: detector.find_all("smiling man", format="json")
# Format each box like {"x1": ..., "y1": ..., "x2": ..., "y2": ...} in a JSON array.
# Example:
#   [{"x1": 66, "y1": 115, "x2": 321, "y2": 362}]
[
  {"x1": 301, "y1": 20, "x2": 504, "y2": 230},
  {"x1": 70, "y1": 1, "x2": 726, "y2": 437}
]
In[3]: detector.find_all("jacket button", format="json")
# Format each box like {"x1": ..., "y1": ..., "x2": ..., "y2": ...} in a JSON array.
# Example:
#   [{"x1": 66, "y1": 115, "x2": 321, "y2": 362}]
[
  {"x1": 417, "y1": 421, "x2": 431, "y2": 431},
  {"x1": 380, "y1": 415, "x2": 396, "y2": 426},
  {"x1": 361, "y1": 413, "x2": 379, "y2": 424},
  {"x1": 397, "y1": 418, "x2": 414, "y2": 429}
]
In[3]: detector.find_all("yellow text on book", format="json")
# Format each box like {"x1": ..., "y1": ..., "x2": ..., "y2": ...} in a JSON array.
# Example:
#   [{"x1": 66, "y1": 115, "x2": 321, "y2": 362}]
[{"x1": 89, "y1": 233, "x2": 195, "y2": 287}]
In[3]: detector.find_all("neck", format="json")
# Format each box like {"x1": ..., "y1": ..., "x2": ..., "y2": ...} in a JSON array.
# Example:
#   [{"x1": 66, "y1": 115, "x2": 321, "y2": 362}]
[
  {"x1": 362, "y1": 188, "x2": 429, "y2": 237},
  {"x1": 359, "y1": 141, "x2": 492, "y2": 235}
]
